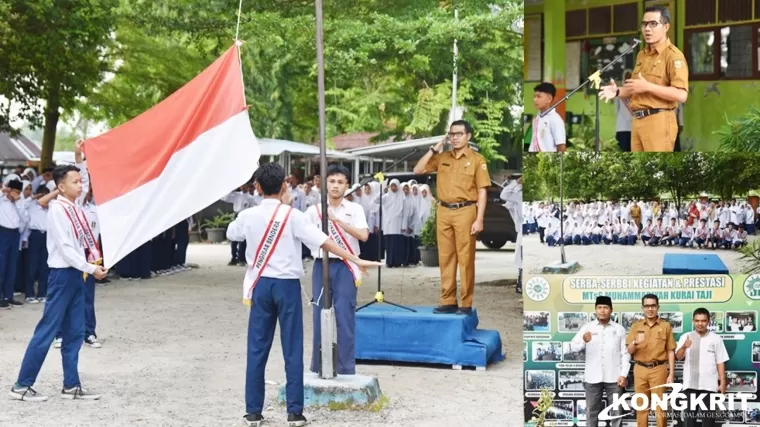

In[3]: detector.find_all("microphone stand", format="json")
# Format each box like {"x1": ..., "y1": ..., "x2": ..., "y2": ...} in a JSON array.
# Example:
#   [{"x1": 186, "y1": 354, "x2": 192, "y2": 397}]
[
  {"x1": 540, "y1": 39, "x2": 641, "y2": 153},
  {"x1": 353, "y1": 149, "x2": 419, "y2": 313}
]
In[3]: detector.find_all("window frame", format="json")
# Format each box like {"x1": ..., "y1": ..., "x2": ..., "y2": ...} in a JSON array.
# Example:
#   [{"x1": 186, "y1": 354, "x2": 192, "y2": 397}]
[
  {"x1": 684, "y1": 22, "x2": 760, "y2": 81},
  {"x1": 524, "y1": 13, "x2": 545, "y2": 83}
]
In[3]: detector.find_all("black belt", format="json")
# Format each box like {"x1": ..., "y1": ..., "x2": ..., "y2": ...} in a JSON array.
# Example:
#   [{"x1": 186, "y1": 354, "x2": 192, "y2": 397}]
[
  {"x1": 632, "y1": 108, "x2": 673, "y2": 119},
  {"x1": 636, "y1": 360, "x2": 667, "y2": 369},
  {"x1": 30, "y1": 229, "x2": 46, "y2": 233},
  {"x1": 315, "y1": 258, "x2": 345, "y2": 263},
  {"x1": 0, "y1": 225, "x2": 19, "y2": 232},
  {"x1": 440, "y1": 201, "x2": 475, "y2": 210}
]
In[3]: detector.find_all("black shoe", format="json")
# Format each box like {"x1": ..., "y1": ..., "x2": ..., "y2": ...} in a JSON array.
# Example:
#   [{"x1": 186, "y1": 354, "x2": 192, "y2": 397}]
[
  {"x1": 287, "y1": 413, "x2": 308, "y2": 427},
  {"x1": 238, "y1": 261, "x2": 247, "y2": 267},
  {"x1": 0, "y1": 300, "x2": 10, "y2": 310},
  {"x1": 456, "y1": 307, "x2": 473, "y2": 315},
  {"x1": 243, "y1": 413, "x2": 264, "y2": 427},
  {"x1": 8, "y1": 299, "x2": 23, "y2": 307},
  {"x1": 228, "y1": 259, "x2": 238, "y2": 266},
  {"x1": 433, "y1": 304, "x2": 458, "y2": 314}
]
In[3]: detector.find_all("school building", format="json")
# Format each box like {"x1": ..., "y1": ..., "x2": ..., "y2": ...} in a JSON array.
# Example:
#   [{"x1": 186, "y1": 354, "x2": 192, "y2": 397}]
[{"x1": 524, "y1": 0, "x2": 760, "y2": 151}]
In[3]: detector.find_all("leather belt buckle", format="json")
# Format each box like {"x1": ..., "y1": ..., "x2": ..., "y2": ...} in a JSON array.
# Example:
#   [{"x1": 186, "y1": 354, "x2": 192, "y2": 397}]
[{"x1": 633, "y1": 110, "x2": 647, "y2": 119}]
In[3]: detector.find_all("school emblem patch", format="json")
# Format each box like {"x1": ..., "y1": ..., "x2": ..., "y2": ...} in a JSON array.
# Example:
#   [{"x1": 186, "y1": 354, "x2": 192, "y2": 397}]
[
  {"x1": 481, "y1": 164, "x2": 487, "y2": 170},
  {"x1": 743, "y1": 274, "x2": 760, "y2": 300},
  {"x1": 525, "y1": 277, "x2": 550, "y2": 302},
  {"x1": 674, "y1": 60, "x2": 682, "y2": 69}
]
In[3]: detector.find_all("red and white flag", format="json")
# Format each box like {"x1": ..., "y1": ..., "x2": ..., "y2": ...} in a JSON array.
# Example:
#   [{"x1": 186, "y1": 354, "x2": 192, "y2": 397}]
[{"x1": 84, "y1": 43, "x2": 259, "y2": 267}]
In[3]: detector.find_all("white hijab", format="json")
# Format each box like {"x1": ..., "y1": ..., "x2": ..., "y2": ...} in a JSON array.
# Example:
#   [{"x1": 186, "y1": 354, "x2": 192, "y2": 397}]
[{"x1": 418, "y1": 184, "x2": 433, "y2": 225}]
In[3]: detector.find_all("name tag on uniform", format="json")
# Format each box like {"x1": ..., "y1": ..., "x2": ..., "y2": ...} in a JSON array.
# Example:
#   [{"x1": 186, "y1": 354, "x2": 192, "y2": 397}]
[
  {"x1": 674, "y1": 60, "x2": 682, "y2": 69},
  {"x1": 442, "y1": 163, "x2": 451, "y2": 167}
]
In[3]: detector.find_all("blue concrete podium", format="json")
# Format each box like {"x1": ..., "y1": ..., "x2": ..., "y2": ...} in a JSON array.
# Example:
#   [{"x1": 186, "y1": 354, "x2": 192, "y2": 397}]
[
  {"x1": 355, "y1": 305, "x2": 505, "y2": 370},
  {"x1": 662, "y1": 253, "x2": 729, "y2": 275}
]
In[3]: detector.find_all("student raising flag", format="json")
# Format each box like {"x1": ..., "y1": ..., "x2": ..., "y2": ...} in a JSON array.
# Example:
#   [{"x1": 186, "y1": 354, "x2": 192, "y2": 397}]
[{"x1": 83, "y1": 42, "x2": 260, "y2": 268}]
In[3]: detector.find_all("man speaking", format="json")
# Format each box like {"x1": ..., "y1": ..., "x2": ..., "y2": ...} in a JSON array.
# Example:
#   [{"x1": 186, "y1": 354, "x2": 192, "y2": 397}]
[{"x1": 414, "y1": 120, "x2": 491, "y2": 315}]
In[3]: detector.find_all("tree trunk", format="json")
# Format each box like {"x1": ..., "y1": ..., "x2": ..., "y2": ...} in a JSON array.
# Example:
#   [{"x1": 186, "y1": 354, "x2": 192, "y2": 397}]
[{"x1": 39, "y1": 83, "x2": 61, "y2": 172}]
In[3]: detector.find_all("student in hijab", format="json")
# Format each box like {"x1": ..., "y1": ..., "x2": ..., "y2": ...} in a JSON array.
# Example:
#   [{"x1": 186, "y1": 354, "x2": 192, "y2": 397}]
[
  {"x1": 602, "y1": 220, "x2": 613, "y2": 245},
  {"x1": 15, "y1": 181, "x2": 33, "y2": 296},
  {"x1": 627, "y1": 219, "x2": 639, "y2": 245},
  {"x1": 404, "y1": 183, "x2": 420, "y2": 266},
  {"x1": 379, "y1": 179, "x2": 406, "y2": 267},
  {"x1": 546, "y1": 222, "x2": 560, "y2": 247},
  {"x1": 359, "y1": 182, "x2": 381, "y2": 262}
]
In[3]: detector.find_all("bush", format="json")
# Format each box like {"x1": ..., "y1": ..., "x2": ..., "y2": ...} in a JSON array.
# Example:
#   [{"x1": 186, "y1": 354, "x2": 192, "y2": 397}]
[
  {"x1": 419, "y1": 203, "x2": 438, "y2": 248},
  {"x1": 202, "y1": 210, "x2": 235, "y2": 229},
  {"x1": 717, "y1": 107, "x2": 760, "y2": 152}
]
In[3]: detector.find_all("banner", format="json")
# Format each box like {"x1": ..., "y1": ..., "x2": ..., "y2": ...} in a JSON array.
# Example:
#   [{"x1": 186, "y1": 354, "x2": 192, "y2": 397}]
[{"x1": 523, "y1": 274, "x2": 760, "y2": 426}]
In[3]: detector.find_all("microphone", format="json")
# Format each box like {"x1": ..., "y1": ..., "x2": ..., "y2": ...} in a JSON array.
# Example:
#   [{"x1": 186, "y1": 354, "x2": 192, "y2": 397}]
[{"x1": 632, "y1": 38, "x2": 641, "y2": 45}]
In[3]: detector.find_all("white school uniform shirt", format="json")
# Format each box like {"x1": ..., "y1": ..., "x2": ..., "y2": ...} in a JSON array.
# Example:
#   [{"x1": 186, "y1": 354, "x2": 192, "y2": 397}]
[
  {"x1": 305, "y1": 199, "x2": 368, "y2": 259},
  {"x1": 745, "y1": 208, "x2": 754, "y2": 225},
  {"x1": 734, "y1": 230, "x2": 747, "y2": 243},
  {"x1": 222, "y1": 191, "x2": 253, "y2": 213},
  {"x1": 547, "y1": 226, "x2": 560, "y2": 240},
  {"x1": 226, "y1": 198, "x2": 328, "y2": 279},
  {"x1": 677, "y1": 331, "x2": 729, "y2": 393},
  {"x1": 288, "y1": 186, "x2": 305, "y2": 212},
  {"x1": 27, "y1": 200, "x2": 48, "y2": 231},
  {"x1": 570, "y1": 320, "x2": 631, "y2": 384},
  {"x1": 615, "y1": 98, "x2": 633, "y2": 132},
  {"x1": 46, "y1": 196, "x2": 97, "y2": 274},
  {"x1": 528, "y1": 109, "x2": 566, "y2": 152},
  {"x1": 681, "y1": 225, "x2": 694, "y2": 238},
  {"x1": 31, "y1": 175, "x2": 46, "y2": 193},
  {"x1": 0, "y1": 193, "x2": 30, "y2": 230}
]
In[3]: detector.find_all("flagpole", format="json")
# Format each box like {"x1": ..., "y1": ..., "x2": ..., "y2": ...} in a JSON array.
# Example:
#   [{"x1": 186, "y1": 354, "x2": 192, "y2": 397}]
[
  {"x1": 315, "y1": 0, "x2": 336, "y2": 380},
  {"x1": 234, "y1": 0, "x2": 244, "y2": 41},
  {"x1": 450, "y1": 8, "x2": 458, "y2": 125}
]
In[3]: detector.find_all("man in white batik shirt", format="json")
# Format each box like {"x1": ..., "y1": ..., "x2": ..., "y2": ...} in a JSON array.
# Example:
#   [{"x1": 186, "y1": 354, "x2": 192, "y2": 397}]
[
  {"x1": 675, "y1": 308, "x2": 729, "y2": 427},
  {"x1": 570, "y1": 296, "x2": 630, "y2": 427}
]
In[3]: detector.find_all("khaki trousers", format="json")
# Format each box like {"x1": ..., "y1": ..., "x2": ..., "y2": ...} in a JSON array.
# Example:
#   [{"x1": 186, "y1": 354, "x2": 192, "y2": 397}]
[{"x1": 436, "y1": 204, "x2": 477, "y2": 307}]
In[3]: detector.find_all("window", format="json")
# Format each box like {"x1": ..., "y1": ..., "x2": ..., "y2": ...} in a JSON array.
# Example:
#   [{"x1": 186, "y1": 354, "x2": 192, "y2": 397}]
[
  {"x1": 524, "y1": 14, "x2": 544, "y2": 82},
  {"x1": 686, "y1": 24, "x2": 760, "y2": 79}
]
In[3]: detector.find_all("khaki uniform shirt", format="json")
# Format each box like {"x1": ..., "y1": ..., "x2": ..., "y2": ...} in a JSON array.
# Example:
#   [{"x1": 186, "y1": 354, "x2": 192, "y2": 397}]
[
  {"x1": 423, "y1": 147, "x2": 491, "y2": 204},
  {"x1": 626, "y1": 317, "x2": 676, "y2": 362},
  {"x1": 630, "y1": 39, "x2": 689, "y2": 111}
]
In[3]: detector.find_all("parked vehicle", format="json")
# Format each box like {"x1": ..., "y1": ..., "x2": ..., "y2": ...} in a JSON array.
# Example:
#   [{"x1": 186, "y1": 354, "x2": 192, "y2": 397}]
[{"x1": 358, "y1": 171, "x2": 517, "y2": 249}]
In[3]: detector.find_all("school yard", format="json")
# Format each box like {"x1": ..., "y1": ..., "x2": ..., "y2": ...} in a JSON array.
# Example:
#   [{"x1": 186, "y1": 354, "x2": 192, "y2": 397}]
[
  {"x1": 523, "y1": 233, "x2": 756, "y2": 275},
  {"x1": 0, "y1": 243, "x2": 520, "y2": 427}
]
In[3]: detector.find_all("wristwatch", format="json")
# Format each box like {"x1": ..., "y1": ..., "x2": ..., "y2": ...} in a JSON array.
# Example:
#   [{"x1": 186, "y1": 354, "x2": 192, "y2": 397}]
[
  {"x1": 615, "y1": 88, "x2": 620, "y2": 98},
  {"x1": 429, "y1": 146, "x2": 439, "y2": 154}
]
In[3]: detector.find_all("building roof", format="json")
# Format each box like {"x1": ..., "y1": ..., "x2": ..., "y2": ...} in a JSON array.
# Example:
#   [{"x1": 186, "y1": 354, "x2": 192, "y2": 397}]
[
  {"x1": 0, "y1": 132, "x2": 42, "y2": 165},
  {"x1": 331, "y1": 132, "x2": 399, "y2": 150}
]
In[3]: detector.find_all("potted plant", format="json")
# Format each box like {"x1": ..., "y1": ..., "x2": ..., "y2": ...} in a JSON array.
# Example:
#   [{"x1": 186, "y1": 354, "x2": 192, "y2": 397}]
[
  {"x1": 419, "y1": 203, "x2": 439, "y2": 267},
  {"x1": 202, "y1": 210, "x2": 235, "y2": 243},
  {"x1": 188, "y1": 214, "x2": 202, "y2": 243}
]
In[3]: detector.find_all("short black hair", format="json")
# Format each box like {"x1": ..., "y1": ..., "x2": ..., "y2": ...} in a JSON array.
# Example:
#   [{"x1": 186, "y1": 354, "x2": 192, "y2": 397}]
[
  {"x1": 325, "y1": 164, "x2": 350, "y2": 183},
  {"x1": 644, "y1": 5, "x2": 671, "y2": 24},
  {"x1": 450, "y1": 119, "x2": 473, "y2": 136},
  {"x1": 693, "y1": 307, "x2": 710, "y2": 319},
  {"x1": 534, "y1": 82, "x2": 557, "y2": 99},
  {"x1": 42, "y1": 167, "x2": 54, "y2": 173},
  {"x1": 641, "y1": 293, "x2": 659, "y2": 305},
  {"x1": 52, "y1": 164, "x2": 81, "y2": 185},
  {"x1": 35, "y1": 185, "x2": 50, "y2": 196},
  {"x1": 255, "y1": 163, "x2": 286, "y2": 196}
]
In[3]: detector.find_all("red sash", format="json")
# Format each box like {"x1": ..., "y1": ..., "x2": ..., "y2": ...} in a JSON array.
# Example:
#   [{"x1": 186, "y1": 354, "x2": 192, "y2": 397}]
[
  {"x1": 315, "y1": 206, "x2": 361, "y2": 287},
  {"x1": 242, "y1": 203, "x2": 293, "y2": 306}
]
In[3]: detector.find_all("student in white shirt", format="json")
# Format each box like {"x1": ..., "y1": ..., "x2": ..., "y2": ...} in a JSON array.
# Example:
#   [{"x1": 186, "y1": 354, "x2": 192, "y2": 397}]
[
  {"x1": 24, "y1": 186, "x2": 58, "y2": 303},
  {"x1": 223, "y1": 183, "x2": 256, "y2": 266},
  {"x1": 528, "y1": 82, "x2": 566, "y2": 152},
  {"x1": 694, "y1": 218, "x2": 709, "y2": 248},
  {"x1": 733, "y1": 224, "x2": 748, "y2": 249},
  {"x1": 305, "y1": 165, "x2": 370, "y2": 376},
  {"x1": 722, "y1": 223, "x2": 736, "y2": 249},
  {"x1": 226, "y1": 163, "x2": 381, "y2": 427},
  {"x1": 0, "y1": 179, "x2": 30, "y2": 308},
  {"x1": 545, "y1": 222, "x2": 559, "y2": 246},
  {"x1": 570, "y1": 296, "x2": 630, "y2": 427},
  {"x1": 10, "y1": 164, "x2": 107, "y2": 402},
  {"x1": 709, "y1": 220, "x2": 723, "y2": 249},
  {"x1": 678, "y1": 219, "x2": 694, "y2": 248},
  {"x1": 675, "y1": 308, "x2": 729, "y2": 427}
]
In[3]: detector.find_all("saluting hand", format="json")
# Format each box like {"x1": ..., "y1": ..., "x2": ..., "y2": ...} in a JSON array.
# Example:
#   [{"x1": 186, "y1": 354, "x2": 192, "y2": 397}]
[{"x1": 624, "y1": 73, "x2": 651, "y2": 95}]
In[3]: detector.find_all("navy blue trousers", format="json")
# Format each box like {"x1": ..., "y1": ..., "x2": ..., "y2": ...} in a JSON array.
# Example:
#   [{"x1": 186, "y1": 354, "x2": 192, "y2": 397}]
[
  {"x1": 17, "y1": 268, "x2": 85, "y2": 389},
  {"x1": 26, "y1": 230, "x2": 49, "y2": 298},
  {"x1": 310, "y1": 260, "x2": 357, "y2": 375},
  {"x1": 246, "y1": 277, "x2": 303, "y2": 415},
  {"x1": 0, "y1": 227, "x2": 20, "y2": 301}
]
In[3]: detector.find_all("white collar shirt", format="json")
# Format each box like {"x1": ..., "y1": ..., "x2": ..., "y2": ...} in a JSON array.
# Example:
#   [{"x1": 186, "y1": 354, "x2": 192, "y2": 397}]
[
  {"x1": 306, "y1": 199, "x2": 368, "y2": 259},
  {"x1": 570, "y1": 320, "x2": 631, "y2": 384},
  {"x1": 677, "y1": 331, "x2": 729, "y2": 392}
]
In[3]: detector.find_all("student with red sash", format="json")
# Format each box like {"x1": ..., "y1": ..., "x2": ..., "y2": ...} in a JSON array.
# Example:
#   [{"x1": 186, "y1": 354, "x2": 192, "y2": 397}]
[
  {"x1": 305, "y1": 165, "x2": 368, "y2": 376},
  {"x1": 10, "y1": 164, "x2": 108, "y2": 402},
  {"x1": 227, "y1": 163, "x2": 381, "y2": 427}
]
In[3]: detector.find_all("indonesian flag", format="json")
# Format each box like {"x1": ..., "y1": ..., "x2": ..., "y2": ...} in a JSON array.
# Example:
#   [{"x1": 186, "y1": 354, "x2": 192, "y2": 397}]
[{"x1": 84, "y1": 43, "x2": 260, "y2": 268}]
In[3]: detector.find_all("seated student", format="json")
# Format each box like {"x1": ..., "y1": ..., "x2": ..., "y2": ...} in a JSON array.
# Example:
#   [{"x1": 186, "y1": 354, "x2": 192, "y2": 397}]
[
  {"x1": 678, "y1": 219, "x2": 694, "y2": 248},
  {"x1": 591, "y1": 222, "x2": 602, "y2": 244},
  {"x1": 10, "y1": 165, "x2": 107, "y2": 402},
  {"x1": 626, "y1": 219, "x2": 638, "y2": 245},
  {"x1": 650, "y1": 218, "x2": 663, "y2": 246},
  {"x1": 734, "y1": 224, "x2": 748, "y2": 249},
  {"x1": 722, "y1": 223, "x2": 737, "y2": 249},
  {"x1": 546, "y1": 223, "x2": 560, "y2": 247},
  {"x1": 528, "y1": 82, "x2": 566, "y2": 153},
  {"x1": 709, "y1": 220, "x2": 723, "y2": 249},
  {"x1": 562, "y1": 220, "x2": 573, "y2": 246},
  {"x1": 581, "y1": 221, "x2": 594, "y2": 245},
  {"x1": 618, "y1": 220, "x2": 631, "y2": 246},
  {"x1": 693, "y1": 218, "x2": 709, "y2": 249},
  {"x1": 602, "y1": 221, "x2": 614, "y2": 245},
  {"x1": 571, "y1": 221, "x2": 582, "y2": 245},
  {"x1": 641, "y1": 219, "x2": 653, "y2": 246},
  {"x1": 661, "y1": 217, "x2": 678, "y2": 246},
  {"x1": 225, "y1": 163, "x2": 382, "y2": 427},
  {"x1": 611, "y1": 220, "x2": 621, "y2": 244}
]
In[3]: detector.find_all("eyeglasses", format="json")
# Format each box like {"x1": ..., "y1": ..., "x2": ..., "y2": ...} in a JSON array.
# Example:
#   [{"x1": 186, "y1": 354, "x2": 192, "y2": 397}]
[
  {"x1": 448, "y1": 132, "x2": 465, "y2": 138},
  {"x1": 643, "y1": 304, "x2": 658, "y2": 309},
  {"x1": 641, "y1": 21, "x2": 662, "y2": 29}
]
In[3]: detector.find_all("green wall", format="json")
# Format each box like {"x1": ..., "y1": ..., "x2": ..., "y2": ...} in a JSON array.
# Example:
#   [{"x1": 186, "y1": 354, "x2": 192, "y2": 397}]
[{"x1": 524, "y1": 0, "x2": 760, "y2": 151}]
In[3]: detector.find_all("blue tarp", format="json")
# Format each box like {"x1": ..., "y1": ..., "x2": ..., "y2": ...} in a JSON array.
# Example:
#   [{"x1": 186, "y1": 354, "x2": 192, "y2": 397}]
[{"x1": 662, "y1": 253, "x2": 729, "y2": 275}]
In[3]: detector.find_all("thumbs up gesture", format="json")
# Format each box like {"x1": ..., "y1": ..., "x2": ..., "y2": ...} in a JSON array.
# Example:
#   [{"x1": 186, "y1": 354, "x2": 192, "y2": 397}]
[
  {"x1": 583, "y1": 331, "x2": 592, "y2": 343},
  {"x1": 624, "y1": 73, "x2": 651, "y2": 95},
  {"x1": 683, "y1": 334, "x2": 692, "y2": 349}
]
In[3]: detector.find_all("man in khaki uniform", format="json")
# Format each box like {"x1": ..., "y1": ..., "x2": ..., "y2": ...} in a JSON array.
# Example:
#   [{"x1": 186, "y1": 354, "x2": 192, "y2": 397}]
[
  {"x1": 599, "y1": 5, "x2": 689, "y2": 152},
  {"x1": 413, "y1": 120, "x2": 491, "y2": 315},
  {"x1": 626, "y1": 294, "x2": 676, "y2": 427},
  {"x1": 630, "y1": 201, "x2": 642, "y2": 230}
]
